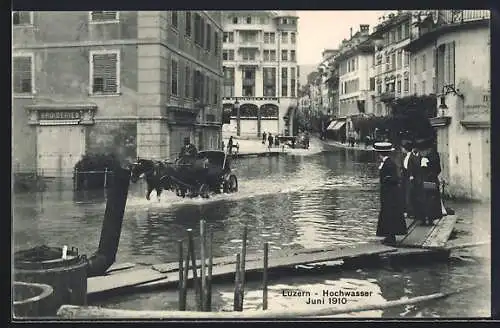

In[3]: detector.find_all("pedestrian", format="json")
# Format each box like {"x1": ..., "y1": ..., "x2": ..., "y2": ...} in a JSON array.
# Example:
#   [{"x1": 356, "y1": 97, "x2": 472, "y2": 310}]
[
  {"x1": 407, "y1": 141, "x2": 425, "y2": 224},
  {"x1": 400, "y1": 140, "x2": 414, "y2": 219},
  {"x1": 274, "y1": 135, "x2": 280, "y2": 147},
  {"x1": 419, "y1": 138, "x2": 444, "y2": 226},
  {"x1": 267, "y1": 133, "x2": 273, "y2": 149},
  {"x1": 221, "y1": 140, "x2": 225, "y2": 151},
  {"x1": 227, "y1": 136, "x2": 234, "y2": 155},
  {"x1": 373, "y1": 142, "x2": 407, "y2": 245},
  {"x1": 262, "y1": 132, "x2": 267, "y2": 144}
]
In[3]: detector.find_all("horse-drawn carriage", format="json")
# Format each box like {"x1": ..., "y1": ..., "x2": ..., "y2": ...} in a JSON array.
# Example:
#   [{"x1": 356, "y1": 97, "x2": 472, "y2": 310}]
[{"x1": 130, "y1": 150, "x2": 238, "y2": 200}]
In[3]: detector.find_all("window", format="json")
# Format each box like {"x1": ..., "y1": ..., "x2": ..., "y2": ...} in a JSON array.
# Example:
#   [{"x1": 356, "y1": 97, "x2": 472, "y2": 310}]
[
  {"x1": 264, "y1": 32, "x2": 276, "y2": 44},
  {"x1": 282, "y1": 18, "x2": 288, "y2": 24},
  {"x1": 377, "y1": 83, "x2": 382, "y2": 95},
  {"x1": 290, "y1": 50, "x2": 296, "y2": 62},
  {"x1": 246, "y1": 17, "x2": 252, "y2": 24},
  {"x1": 291, "y1": 32, "x2": 296, "y2": 44},
  {"x1": 391, "y1": 53, "x2": 396, "y2": 70},
  {"x1": 370, "y1": 77, "x2": 375, "y2": 91},
  {"x1": 397, "y1": 79, "x2": 402, "y2": 93},
  {"x1": 281, "y1": 50, "x2": 288, "y2": 61},
  {"x1": 422, "y1": 54, "x2": 426, "y2": 72},
  {"x1": 13, "y1": 54, "x2": 34, "y2": 94},
  {"x1": 171, "y1": 59, "x2": 178, "y2": 96},
  {"x1": 397, "y1": 50, "x2": 402, "y2": 69},
  {"x1": 404, "y1": 51, "x2": 410, "y2": 66},
  {"x1": 281, "y1": 67, "x2": 288, "y2": 97},
  {"x1": 263, "y1": 67, "x2": 276, "y2": 97},
  {"x1": 385, "y1": 55, "x2": 390, "y2": 71},
  {"x1": 397, "y1": 25, "x2": 402, "y2": 41},
  {"x1": 213, "y1": 79, "x2": 218, "y2": 105},
  {"x1": 222, "y1": 50, "x2": 234, "y2": 61},
  {"x1": 241, "y1": 49, "x2": 255, "y2": 61},
  {"x1": 223, "y1": 67, "x2": 235, "y2": 97},
  {"x1": 13, "y1": 11, "x2": 33, "y2": 26},
  {"x1": 171, "y1": 11, "x2": 178, "y2": 29},
  {"x1": 422, "y1": 80, "x2": 426, "y2": 94},
  {"x1": 214, "y1": 32, "x2": 219, "y2": 56},
  {"x1": 270, "y1": 50, "x2": 276, "y2": 61},
  {"x1": 269, "y1": 32, "x2": 275, "y2": 43},
  {"x1": 206, "y1": 23, "x2": 211, "y2": 51},
  {"x1": 391, "y1": 30, "x2": 396, "y2": 44},
  {"x1": 223, "y1": 32, "x2": 234, "y2": 43},
  {"x1": 89, "y1": 11, "x2": 119, "y2": 23},
  {"x1": 259, "y1": 17, "x2": 268, "y2": 24},
  {"x1": 404, "y1": 77, "x2": 409, "y2": 92},
  {"x1": 290, "y1": 67, "x2": 296, "y2": 97},
  {"x1": 263, "y1": 50, "x2": 270, "y2": 61},
  {"x1": 403, "y1": 22, "x2": 410, "y2": 39},
  {"x1": 185, "y1": 11, "x2": 192, "y2": 37},
  {"x1": 232, "y1": 17, "x2": 238, "y2": 24},
  {"x1": 281, "y1": 32, "x2": 288, "y2": 44},
  {"x1": 185, "y1": 66, "x2": 191, "y2": 98},
  {"x1": 90, "y1": 50, "x2": 120, "y2": 94},
  {"x1": 194, "y1": 13, "x2": 202, "y2": 45}
]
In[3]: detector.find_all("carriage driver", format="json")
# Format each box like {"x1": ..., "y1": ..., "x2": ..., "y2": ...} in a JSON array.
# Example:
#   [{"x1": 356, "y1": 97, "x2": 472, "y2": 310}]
[{"x1": 178, "y1": 137, "x2": 198, "y2": 165}]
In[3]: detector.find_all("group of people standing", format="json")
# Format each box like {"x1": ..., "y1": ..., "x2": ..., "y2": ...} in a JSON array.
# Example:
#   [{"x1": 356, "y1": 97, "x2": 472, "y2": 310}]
[
  {"x1": 373, "y1": 137, "x2": 447, "y2": 245},
  {"x1": 262, "y1": 132, "x2": 280, "y2": 149}
]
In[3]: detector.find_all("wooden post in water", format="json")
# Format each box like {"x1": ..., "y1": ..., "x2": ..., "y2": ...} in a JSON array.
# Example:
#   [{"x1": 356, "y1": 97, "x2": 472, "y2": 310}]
[
  {"x1": 177, "y1": 240, "x2": 184, "y2": 311},
  {"x1": 181, "y1": 242, "x2": 190, "y2": 311},
  {"x1": 200, "y1": 220, "x2": 207, "y2": 311},
  {"x1": 187, "y1": 229, "x2": 201, "y2": 311},
  {"x1": 104, "y1": 168, "x2": 108, "y2": 189},
  {"x1": 239, "y1": 226, "x2": 248, "y2": 310},
  {"x1": 233, "y1": 253, "x2": 241, "y2": 312},
  {"x1": 205, "y1": 227, "x2": 213, "y2": 311},
  {"x1": 263, "y1": 242, "x2": 269, "y2": 310}
]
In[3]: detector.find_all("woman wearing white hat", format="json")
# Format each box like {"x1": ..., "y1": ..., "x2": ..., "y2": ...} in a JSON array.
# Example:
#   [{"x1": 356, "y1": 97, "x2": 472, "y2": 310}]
[{"x1": 373, "y1": 142, "x2": 408, "y2": 245}]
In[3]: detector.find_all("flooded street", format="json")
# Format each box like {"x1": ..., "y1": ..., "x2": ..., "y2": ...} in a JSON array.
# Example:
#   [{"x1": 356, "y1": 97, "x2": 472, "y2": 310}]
[{"x1": 13, "y1": 146, "x2": 491, "y2": 318}]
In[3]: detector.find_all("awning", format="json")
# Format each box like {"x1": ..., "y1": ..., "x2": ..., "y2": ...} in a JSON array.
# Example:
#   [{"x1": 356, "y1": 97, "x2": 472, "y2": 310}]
[
  {"x1": 326, "y1": 120, "x2": 338, "y2": 130},
  {"x1": 331, "y1": 121, "x2": 346, "y2": 131}
]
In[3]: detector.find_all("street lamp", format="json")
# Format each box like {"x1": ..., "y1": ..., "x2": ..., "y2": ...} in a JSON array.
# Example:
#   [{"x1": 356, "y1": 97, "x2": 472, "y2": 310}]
[{"x1": 234, "y1": 99, "x2": 241, "y2": 137}]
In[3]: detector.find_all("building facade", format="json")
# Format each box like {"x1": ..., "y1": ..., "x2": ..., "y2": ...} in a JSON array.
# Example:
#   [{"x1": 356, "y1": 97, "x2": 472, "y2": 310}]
[
  {"x1": 405, "y1": 10, "x2": 490, "y2": 200},
  {"x1": 336, "y1": 25, "x2": 375, "y2": 139},
  {"x1": 371, "y1": 12, "x2": 412, "y2": 116},
  {"x1": 221, "y1": 11, "x2": 298, "y2": 138},
  {"x1": 12, "y1": 10, "x2": 224, "y2": 177}
]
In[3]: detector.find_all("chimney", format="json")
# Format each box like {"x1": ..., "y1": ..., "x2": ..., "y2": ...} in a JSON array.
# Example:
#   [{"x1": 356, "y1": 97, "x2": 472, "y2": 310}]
[{"x1": 360, "y1": 24, "x2": 370, "y2": 35}]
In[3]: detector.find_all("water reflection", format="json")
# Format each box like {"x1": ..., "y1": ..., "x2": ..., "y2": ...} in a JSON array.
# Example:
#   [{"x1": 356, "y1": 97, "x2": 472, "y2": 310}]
[{"x1": 13, "y1": 148, "x2": 491, "y2": 317}]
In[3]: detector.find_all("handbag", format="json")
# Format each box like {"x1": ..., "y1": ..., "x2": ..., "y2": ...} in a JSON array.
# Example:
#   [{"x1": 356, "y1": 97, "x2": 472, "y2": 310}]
[{"x1": 423, "y1": 181, "x2": 438, "y2": 190}]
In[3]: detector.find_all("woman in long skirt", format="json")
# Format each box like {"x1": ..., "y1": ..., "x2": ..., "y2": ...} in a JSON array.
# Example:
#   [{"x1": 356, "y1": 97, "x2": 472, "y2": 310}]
[
  {"x1": 374, "y1": 142, "x2": 408, "y2": 245},
  {"x1": 420, "y1": 144, "x2": 444, "y2": 225}
]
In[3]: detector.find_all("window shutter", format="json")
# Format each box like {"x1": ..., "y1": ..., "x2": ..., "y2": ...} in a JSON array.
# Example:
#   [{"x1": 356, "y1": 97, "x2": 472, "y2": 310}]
[
  {"x1": 13, "y1": 56, "x2": 32, "y2": 93},
  {"x1": 92, "y1": 53, "x2": 117, "y2": 93},
  {"x1": 91, "y1": 11, "x2": 117, "y2": 21}
]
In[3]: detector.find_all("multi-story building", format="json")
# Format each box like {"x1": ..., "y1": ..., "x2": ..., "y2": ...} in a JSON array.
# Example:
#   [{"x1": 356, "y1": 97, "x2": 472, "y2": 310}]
[
  {"x1": 12, "y1": 10, "x2": 223, "y2": 177},
  {"x1": 405, "y1": 10, "x2": 490, "y2": 200},
  {"x1": 370, "y1": 11, "x2": 412, "y2": 116},
  {"x1": 221, "y1": 11, "x2": 299, "y2": 138},
  {"x1": 336, "y1": 24, "x2": 375, "y2": 139}
]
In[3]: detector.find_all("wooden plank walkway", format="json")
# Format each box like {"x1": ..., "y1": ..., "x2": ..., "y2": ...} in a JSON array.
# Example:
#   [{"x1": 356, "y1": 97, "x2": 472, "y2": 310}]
[
  {"x1": 87, "y1": 215, "x2": 458, "y2": 298},
  {"x1": 87, "y1": 242, "x2": 396, "y2": 296}
]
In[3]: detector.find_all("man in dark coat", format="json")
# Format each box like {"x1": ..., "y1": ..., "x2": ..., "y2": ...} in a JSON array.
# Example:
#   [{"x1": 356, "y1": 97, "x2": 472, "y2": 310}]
[
  {"x1": 267, "y1": 133, "x2": 273, "y2": 149},
  {"x1": 178, "y1": 137, "x2": 198, "y2": 165},
  {"x1": 227, "y1": 136, "x2": 234, "y2": 155},
  {"x1": 401, "y1": 140, "x2": 414, "y2": 219},
  {"x1": 406, "y1": 142, "x2": 425, "y2": 224},
  {"x1": 262, "y1": 132, "x2": 267, "y2": 144},
  {"x1": 374, "y1": 142, "x2": 408, "y2": 245}
]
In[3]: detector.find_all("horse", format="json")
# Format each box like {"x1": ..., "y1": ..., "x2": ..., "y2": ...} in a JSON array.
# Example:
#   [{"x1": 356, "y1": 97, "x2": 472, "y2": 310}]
[{"x1": 129, "y1": 159, "x2": 173, "y2": 201}]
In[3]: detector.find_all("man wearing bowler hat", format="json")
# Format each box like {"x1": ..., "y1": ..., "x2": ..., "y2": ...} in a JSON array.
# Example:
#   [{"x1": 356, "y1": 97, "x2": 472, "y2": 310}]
[{"x1": 374, "y1": 142, "x2": 408, "y2": 245}]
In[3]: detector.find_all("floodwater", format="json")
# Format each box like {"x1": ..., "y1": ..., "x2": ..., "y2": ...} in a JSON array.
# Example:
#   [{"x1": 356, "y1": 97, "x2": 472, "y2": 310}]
[{"x1": 13, "y1": 139, "x2": 491, "y2": 318}]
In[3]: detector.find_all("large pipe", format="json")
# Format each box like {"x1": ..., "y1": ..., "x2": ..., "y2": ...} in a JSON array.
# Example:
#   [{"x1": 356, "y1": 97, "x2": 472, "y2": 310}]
[{"x1": 86, "y1": 167, "x2": 130, "y2": 277}]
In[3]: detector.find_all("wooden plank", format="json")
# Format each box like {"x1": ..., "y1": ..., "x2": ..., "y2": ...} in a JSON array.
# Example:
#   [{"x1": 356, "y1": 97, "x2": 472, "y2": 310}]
[
  {"x1": 88, "y1": 268, "x2": 168, "y2": 295},
  {"x1": 421, "y1": 215, "x2": 458, "y2": 248},
  {"x1": 398, "y1": 218, "x2": 441, "y2": 247},
  {"x1": 88, "y1": 243, "x2": 397, "y2": 297},
  {"x1": 106, "y1": 262, "x2": 136, "y2": 274},
  {"x1": 152, "y1": 244, "x2": 352, "y2": 274}
]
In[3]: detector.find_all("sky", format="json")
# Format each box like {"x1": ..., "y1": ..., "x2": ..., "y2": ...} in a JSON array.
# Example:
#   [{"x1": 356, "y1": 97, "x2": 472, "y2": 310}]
[{"x1": 297, "y1": 10, "x2": 392, "y2": 65}]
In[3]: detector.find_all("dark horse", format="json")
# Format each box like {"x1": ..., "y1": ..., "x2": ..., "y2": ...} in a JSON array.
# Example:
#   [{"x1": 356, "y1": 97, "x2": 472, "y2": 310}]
[{"x1": 129, "y1": 159, "x2": 173, "y2": 201}]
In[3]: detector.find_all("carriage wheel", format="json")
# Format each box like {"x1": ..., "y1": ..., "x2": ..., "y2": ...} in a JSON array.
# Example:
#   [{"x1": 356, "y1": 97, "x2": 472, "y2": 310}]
[
  {"x1": 199, "y1": 184, "x2": 210, "y2": 199},
  {"x1": 228, "y1": 175, "x2": 238, "y2": 193}
]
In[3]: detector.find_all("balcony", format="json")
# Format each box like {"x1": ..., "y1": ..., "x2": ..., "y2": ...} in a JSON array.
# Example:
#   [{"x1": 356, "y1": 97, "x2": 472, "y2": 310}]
[
  {"x1": 380, "y1": 91, "x2": 396, "y2": 102},
  {"x1": 238, "y1": 41, "x2": 261, "y2": 49},
  {"x1": 238, "y1": 60, "x2": 260, "y2": 67}
]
